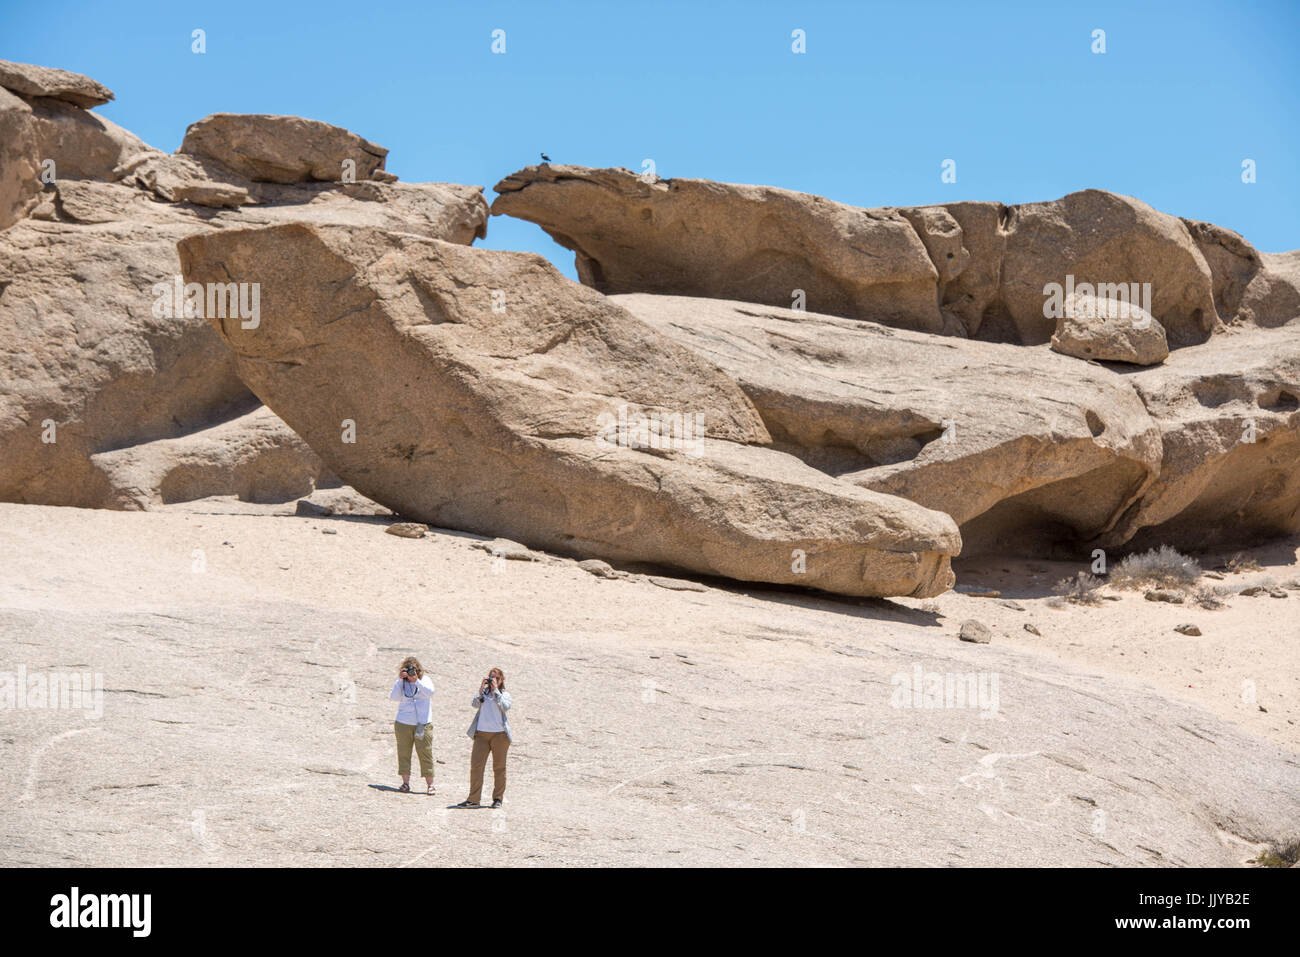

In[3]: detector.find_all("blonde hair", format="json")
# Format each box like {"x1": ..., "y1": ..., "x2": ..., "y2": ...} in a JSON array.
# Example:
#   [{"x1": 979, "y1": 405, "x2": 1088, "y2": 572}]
[
  {"x1": 400, "y1": 656, "x2": 423, "y2": 678},
  {"x1": 488, "y1": 667, "x2": 505, "y2": 691}
]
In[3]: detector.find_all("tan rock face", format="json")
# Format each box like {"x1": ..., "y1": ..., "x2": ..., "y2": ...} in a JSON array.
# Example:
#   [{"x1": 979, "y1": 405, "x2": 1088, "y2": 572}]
[
  {"x1": 0, "y1": 86, "x2": 489, "y2": 510},
  {"x1": 1235, "y1": 250, "x2": 1300, "y2": 330},
  {"x1": 1050, "y1": 292, "x2": 1169, "y2": 365},
  {"x1": 89, "y1": 406, "x2": 331, "y2": 510},
  {"x1": 0, "y1": 58, "x2": 113, "y2": 108},
  {"x1": 0, "y1": 87, "x2": 41, "y2": 230},
  {"x1": 616, "y1": 294, "x2": 1164, "y2": 557},
  {"x1": 492, "y1": 165, "x2": 945, "y2": 332},
  {"x1": 26, "y1": 96, "x2": 157, "y2": 182},
  {"x1": 179, "y1": 113, "x2": 389, "y2": 184},
  {"x1": 996, "y1": 191, "x2": 1218, "y2": 347},
  {"x1": 1101, "y1": 325, "x2": 1300, "y2": 552},
  {"x1": 493, "y1": 170, "x2": 1263, "y2": 348},
  {"x1": 0, "y1": 183, "x2": 252, "y2": 507},
  {"x1": 179, "y1": 223, "x2": 960, "y2": 598},
  {"x1": 120, "y1": 153, "x2": 252, "y2": 207}
]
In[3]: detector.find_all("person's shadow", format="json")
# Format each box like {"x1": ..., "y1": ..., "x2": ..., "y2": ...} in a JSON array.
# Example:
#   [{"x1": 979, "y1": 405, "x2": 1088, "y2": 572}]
[{"x1": 367, "y1": 784, "x2": 477, "y2": 808}]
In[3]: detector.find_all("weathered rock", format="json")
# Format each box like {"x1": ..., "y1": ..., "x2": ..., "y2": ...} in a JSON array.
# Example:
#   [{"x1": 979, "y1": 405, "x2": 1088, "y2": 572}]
[
  {"x1": 180, "y1": 113, "x2": 388, "y2": 184},
  {"x1": 1239, "y1": 585, "x2": 1266, "y2": 597},
  {"x1": 88, "y1": 406, "x2": 329, "y2": 509},
  {"x1": 295, "y1": 498, "x2": 334, "y2": 518},
  {"x1": 25, "y1": 96, "x2": 157, "y2": 182},
  {"x1": 1182, "y1": 218, "x2": 1262, "y2": 325},
  {"x1": 1146, "y1": 589, "x2": 1185, "y2": 604},
  {"x1": 1174, "y1": 623, "x2": 1202, "y2": 636},
  {"x1": 302, "y1": 486, "x2": 390, "y2": 517},
  {"x1": 0, "y1": 182, "x2": 251, "y2": 506},
  {"x1": 471, "y1": 539, "x2": 540, "y2": 562},
  {"x1": 618, "y1": 294, "x2": 1163, "y2": 557},
  {"x1": 179, "y1": 223, "x2": 960, "y2": 598},
  {"x1": 646, "y1": 576, "x2": 708, "y2": 593},
  {"x1": 959, "y1": 620, "x2": 992, "y2": 643},
  {"x1": 996, "y1": 190, "x2": 1218, "y2": 347},
  {"x1": 120, "y1": 153, "x2": 251, "y2": 207},
  {"x1": 1236, "y1": 251, "x2": 1300, "y2": 330},
  {"x1": 0, "y1": 58, "x2": 113, "y2": 108},
  {"x1": 0, "y1": 155, "x2": 487, "y2": 507},
  {"x1": 1024, "y1": 623, "x2": 1042, "y2": 636},
  {"x1": 492, "y1": 170, "x2": 1247, "y2": 347},
  {"x1": 0, "y1": 86, "x2": 41, "y2": 229},
  {"x1": 385, "y1": 522, "x2": 427, "y2": 539},
  {"x1": 1050, "y1": 292, "x2": 1169, "y2": 365},
  {"x1": 577, "y1": 558, "x2": 618, "y2": 578},
  {"x1": 1100, "y1": 325, "x2": 1300, "y2": 552},
  {"x1": 491, "y1": 165, "x2": 945, "y2": 333},
  {"x1": 926, "y1": 201, "x2": 1007, "y2": 336}
]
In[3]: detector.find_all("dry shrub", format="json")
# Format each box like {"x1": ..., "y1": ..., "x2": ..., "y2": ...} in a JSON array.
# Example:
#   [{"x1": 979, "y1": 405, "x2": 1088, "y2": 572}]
[
  {"x1": 1108, "y1": 546, "x2": 1201, "y2": 591},
  {"x1": 1052, "y1": 572, "x2": 1105, "y2": 605}
]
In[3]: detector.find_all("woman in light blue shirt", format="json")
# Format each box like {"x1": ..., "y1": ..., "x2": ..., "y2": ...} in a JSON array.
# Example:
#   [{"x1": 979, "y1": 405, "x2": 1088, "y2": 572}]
[{"x1": 456, "y1": 667, "x2": 513, "y2": 809}]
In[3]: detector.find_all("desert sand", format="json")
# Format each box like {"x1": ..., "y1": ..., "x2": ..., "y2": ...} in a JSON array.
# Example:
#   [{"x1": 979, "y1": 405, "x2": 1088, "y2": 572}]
[{"x1": 1, "y1": 497, "x2": 1295, "y2": 867}]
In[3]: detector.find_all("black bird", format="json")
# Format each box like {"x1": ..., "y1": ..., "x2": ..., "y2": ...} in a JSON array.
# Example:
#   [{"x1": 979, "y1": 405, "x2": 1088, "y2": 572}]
[{"x1": 540, "y1": 152, "x2": 551, "y2": 163}]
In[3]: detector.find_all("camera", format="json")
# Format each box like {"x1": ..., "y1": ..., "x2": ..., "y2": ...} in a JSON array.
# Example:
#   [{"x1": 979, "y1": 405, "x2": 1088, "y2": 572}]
[{"x1": 402, "y1": 666, "x2": 417, "y2": 678}]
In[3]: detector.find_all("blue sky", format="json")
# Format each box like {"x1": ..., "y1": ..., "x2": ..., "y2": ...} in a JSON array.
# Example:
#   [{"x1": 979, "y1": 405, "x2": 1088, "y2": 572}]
[{"x1": 4, "y1": 0, "x2": 1296, "y2": 277}]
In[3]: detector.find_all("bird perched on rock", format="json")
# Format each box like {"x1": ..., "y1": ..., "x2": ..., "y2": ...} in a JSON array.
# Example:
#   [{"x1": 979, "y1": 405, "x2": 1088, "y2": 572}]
[{"x1": 540, "y1": 152, "x2": 551, "y2": 163}]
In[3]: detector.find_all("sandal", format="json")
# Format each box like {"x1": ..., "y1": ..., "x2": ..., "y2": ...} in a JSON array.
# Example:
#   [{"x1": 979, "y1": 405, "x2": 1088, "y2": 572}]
[
  {"x1": 398, "y1": 782, "x2": 410, "y2": 793},
  {"x1": 426, "y1": 784, "x2": 436, "y2": 795}
]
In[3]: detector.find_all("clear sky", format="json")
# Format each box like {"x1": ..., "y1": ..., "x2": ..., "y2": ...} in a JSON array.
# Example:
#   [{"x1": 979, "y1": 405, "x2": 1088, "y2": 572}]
[{"x1": 4, "y1": 0, "x2": 1296, "y2": 278}]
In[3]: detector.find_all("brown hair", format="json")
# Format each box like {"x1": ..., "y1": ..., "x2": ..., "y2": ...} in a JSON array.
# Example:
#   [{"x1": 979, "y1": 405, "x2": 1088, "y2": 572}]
[
  {"x1": 488, "y1": 667, "x2": 505, "y2": 691},
  {"x1": 400, "y1": 657, "x2": 423, "y2": 679}
]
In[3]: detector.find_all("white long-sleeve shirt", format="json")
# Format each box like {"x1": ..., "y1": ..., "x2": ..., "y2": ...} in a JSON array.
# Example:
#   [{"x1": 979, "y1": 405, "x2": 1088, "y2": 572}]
[
  {"x1": 390, "y1": 676, "x2": 435, "y2": 725},
  {"x1": 476, "y1": 689, "x2": 505, "y2": 732}
]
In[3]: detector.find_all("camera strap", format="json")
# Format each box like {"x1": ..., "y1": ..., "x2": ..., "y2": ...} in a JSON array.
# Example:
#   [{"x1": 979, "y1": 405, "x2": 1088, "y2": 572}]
[{"x1": 404, "y1": 679, "x2": 422, "y2": 726}]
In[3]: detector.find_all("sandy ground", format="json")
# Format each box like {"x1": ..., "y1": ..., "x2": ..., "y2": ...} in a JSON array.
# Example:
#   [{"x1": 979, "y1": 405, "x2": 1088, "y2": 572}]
[{"x1": 1, "y1": 498, "x2": 1297, "y2": 867}]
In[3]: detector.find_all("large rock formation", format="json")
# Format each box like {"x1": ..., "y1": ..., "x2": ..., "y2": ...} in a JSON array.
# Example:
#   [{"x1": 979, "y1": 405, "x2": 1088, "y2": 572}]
[
  {"x1": 1101, "y1": 325, "x2": 1300, "y2": 552},
  {"x1": 179, "y1": 223, "x2": 961, "y2": 598},
  {"x1": 0, "y1": 175, "x2": 487, "y2": 507},
  {"x1": 991, "y1": 190, "x2": 1218, "y2": 347},
  {"x1": 89, "y1": 406, "x2": 333, "y2": 510},
  {"x1": 616, "y1": 294, "x2": 1164, "y2": 556},
  {"x1": 0, "y1": 87, "x2": 42, "y2": 229},
  {"x1": 492, "y1": 168, "x2": 1297, "y2": 348},
  {"x1": 179, "y1": 113, "x2": 389, "y2": 184},
  {"x1": 1049, "y1": 292, "x2": 1169, "y2": 365},
  {"x1": 0, "y1": 58, "x2": 113, "y2": 108},
  {"x1": 492, "y1": 164, "x2": 950, "y2": 333},
  {"x1": 0, "y1": 60, "x2": 489, "y2": 508}
]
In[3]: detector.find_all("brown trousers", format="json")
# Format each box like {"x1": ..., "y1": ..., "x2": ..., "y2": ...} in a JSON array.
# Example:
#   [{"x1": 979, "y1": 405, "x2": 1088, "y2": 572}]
[
  {"x1": 468, "y1": 730, "x2": 510, "y2": 803},
  {"x1": 394, "y1": 721, "x2": 434, "y2": 778}
]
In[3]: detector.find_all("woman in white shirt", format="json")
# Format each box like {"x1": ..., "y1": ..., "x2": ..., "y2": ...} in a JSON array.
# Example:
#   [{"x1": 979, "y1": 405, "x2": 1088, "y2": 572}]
[
  {"x1": 389, "y1": 656, "x2": 436, "y2": 794},
  {"x1": 456, "y1": 667, "x2": 513, "y2": 809}
]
